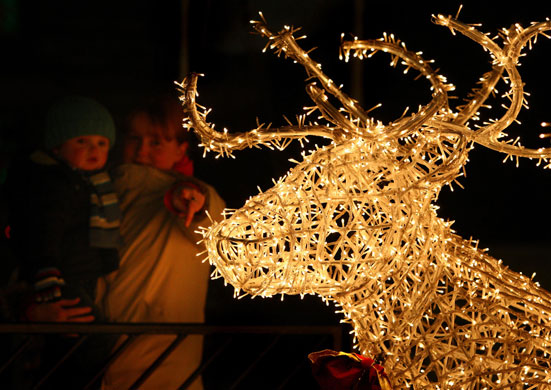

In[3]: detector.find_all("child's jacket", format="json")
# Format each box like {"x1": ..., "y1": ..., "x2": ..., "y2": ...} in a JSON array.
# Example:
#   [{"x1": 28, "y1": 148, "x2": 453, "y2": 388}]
[{"x1": 6, "y1": 151, "x2": 119, "y2": 284}]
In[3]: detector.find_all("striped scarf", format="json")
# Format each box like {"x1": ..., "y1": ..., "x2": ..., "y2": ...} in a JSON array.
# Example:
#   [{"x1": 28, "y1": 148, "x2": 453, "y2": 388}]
[{"x1": 87, "y1": 171, "x2": 122, "y2": 248}]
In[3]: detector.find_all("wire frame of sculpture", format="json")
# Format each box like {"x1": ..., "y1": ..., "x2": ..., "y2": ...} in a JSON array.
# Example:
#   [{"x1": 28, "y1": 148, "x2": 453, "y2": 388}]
[{"x1": 178, "y1": 12, "x2": 551, "y2": 390}]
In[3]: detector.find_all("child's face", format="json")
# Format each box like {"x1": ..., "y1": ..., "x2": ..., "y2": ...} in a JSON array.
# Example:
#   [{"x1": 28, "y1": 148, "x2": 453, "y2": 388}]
[
  {"x1": 56, "y1": 135, "x2": 110, "y2": 171},
  {"x1": 123, "y1": 112, "x2": 188, "y2": 171}
]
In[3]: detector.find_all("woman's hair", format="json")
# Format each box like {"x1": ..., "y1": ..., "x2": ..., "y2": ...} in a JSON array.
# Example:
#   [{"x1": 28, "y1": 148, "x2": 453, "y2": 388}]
[{"x1": 126, "y1": 92, "x2": 192, "y2": 144}]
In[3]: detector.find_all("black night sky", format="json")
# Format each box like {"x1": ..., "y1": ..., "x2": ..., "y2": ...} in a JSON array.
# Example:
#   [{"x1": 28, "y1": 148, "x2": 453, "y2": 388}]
[
  {"x1": 1, "y1": 1, "x2": 551, "y2": 386},
  {"x1": 2, "y1": 0, "x2": 551, "y2": 307}
]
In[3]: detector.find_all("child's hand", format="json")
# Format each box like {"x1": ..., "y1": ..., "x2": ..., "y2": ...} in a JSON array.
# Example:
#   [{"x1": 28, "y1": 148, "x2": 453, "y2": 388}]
[
  {"x1": 25, "y1": 298, "x2": 94, "y2": 322},
  {"x1": 171, "y1": 182, "x2": 206, "y2": 227}
]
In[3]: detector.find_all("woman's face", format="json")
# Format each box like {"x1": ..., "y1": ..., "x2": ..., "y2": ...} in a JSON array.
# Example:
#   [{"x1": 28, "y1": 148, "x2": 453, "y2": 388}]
[{"x1": 123, "y1": 112, "x2": 188, "y2": 171}]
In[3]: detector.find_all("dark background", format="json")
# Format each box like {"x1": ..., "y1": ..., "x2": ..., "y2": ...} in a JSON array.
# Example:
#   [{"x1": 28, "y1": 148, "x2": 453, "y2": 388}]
[{"x1": 1, "y1": 0, "x2": 551, "y2": 387}]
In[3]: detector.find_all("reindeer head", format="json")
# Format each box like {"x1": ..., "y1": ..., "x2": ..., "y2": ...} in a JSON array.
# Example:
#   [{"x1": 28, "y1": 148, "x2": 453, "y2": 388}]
[{"x1": 178, "y1": 13, "x2": 551, "y2": 300}]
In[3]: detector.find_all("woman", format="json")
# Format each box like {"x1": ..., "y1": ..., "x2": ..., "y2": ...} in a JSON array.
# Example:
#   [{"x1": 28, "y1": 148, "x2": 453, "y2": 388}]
[{"x1": 98, "y1": 94, "x2": 225, "y2": 390}]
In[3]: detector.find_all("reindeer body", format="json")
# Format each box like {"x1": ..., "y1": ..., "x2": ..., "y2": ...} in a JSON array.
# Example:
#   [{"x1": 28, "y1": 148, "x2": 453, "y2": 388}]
[
  {"x1": 179, "y1": 12, "x2": 551, "y2": 389},
  {"x1": 205, "y1": 128, "x2": 551, "y2": 389}
]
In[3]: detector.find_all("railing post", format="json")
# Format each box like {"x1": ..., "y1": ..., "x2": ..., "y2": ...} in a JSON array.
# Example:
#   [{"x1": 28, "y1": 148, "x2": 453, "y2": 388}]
[{"x1": 32, "y1": 335, "x2": 88, "y2": 390}]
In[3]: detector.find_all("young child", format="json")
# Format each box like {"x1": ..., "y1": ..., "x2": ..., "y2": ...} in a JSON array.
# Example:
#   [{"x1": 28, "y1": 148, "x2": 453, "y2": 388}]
[
  {"x1": 98, "y1": 94, "x2": 225, "y2": 390},
  {"x1": 5, "y1": 95, "x2": 121, "y2": 388},
  {"x1": 7, "y1": 95, "x2": 121, "y2": 314}
]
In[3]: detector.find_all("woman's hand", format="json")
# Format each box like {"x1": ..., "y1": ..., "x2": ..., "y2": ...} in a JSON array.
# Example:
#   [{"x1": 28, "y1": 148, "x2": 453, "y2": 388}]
[{"x1": 171, "y1": 182, "x2": 206, "y2": 227}]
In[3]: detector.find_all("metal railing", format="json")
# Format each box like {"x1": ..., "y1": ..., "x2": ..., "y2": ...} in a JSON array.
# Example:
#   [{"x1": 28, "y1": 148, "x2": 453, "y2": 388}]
[{"x1": 0, "y1": 322, "x2": 344, "y2": 389}]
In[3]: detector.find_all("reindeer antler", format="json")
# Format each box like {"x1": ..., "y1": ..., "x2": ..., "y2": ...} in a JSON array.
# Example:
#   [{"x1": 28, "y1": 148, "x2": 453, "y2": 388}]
[
  {"x1": 178, "y1": 13, "x2": 459, "y2": 157},
  {"x1": 251, "y1": 14, "x2": 370, "y2": 131},
  {"x1": 433, "y1": 14, "x2": 551, "y2": 163},
  {"x1": 176, "y1": 73, "x2": 336, "y2": 157},
  {"x1": 338, "y1": 34, "x2": 454, "y2": 141}
]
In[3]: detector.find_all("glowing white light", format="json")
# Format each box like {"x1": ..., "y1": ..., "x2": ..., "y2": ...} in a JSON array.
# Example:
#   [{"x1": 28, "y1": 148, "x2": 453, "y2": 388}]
[{"x1": 178, "y1": 10, "x2": 551, "y2": 390}]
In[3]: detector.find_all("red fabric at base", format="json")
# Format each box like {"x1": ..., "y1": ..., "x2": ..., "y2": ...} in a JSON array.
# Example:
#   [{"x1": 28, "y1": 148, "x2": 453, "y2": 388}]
[{"x1": 308, "y1": 349, "x2": 392, "y2": 390}]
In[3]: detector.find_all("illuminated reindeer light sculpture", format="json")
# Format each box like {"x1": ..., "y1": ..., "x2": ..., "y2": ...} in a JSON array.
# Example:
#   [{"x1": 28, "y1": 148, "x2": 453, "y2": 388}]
[{"x1": 179, "y1": 12, "x2": 551, "y2": 389}]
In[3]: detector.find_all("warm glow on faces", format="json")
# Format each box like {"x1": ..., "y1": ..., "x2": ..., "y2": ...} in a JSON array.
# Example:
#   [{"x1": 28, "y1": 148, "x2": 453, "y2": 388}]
[
  {"x1": 56, "y1": 135, "x2": 110, "y2": 171},
  {"x1": 123, "y1": 112, "x2": 188, "y2": 171}
]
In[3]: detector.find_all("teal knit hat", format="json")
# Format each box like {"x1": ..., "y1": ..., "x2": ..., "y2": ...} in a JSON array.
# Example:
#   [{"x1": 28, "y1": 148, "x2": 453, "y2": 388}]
[{"x1": 43, "y1": 96, "x2": 116, "y2": 150}]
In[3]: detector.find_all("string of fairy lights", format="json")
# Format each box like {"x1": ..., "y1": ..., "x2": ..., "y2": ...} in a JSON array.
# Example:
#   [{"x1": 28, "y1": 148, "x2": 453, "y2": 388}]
[{"x1": 178, "y1": 10, "x2": 551, "y2": 390}]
